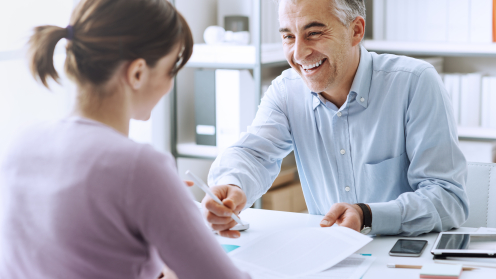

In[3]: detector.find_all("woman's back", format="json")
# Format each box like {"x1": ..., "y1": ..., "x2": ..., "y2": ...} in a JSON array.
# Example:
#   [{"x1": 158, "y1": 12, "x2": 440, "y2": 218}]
[{"x1": 0, "y1": 117, "x2": 247, "y2": 278}]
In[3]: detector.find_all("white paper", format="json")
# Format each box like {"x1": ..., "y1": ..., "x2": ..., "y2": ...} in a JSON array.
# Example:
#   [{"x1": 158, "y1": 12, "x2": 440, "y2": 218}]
[
  {"x1": 233, "y1": 254, "x2": 375, "y2": 279},
  {"x1": 302, "y1": 254, "x2": 376, "y2": 279},
  {"x1": 229, "y1": 226, "x2": 372, "y2": 278}
]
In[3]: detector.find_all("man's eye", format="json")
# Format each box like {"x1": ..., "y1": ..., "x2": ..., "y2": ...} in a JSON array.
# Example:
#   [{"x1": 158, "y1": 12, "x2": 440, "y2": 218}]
[
  {"x1": 309, "y1": 32, "x2": 320, "y2": 36},
  {"x1": 282, "y1": 35, "x2": 293, "y2": 39}
]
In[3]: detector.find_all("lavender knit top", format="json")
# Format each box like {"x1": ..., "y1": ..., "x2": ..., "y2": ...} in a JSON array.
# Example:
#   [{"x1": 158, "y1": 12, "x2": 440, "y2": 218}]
[{"x1": 0, "y1": 117, "x2": 249, "y2": 279}]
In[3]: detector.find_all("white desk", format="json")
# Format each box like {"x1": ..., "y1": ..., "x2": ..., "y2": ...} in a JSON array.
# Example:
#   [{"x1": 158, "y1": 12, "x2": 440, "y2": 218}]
[{"x1": 216, "y1": 208, "x2": 496, "y2": 279}]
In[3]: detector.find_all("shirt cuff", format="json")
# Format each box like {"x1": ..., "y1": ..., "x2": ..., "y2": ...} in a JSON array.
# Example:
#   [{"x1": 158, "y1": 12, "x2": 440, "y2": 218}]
[
  {"x1": 213, "y1": 175, "x2": 242, "y2": 189},
  {"x1": 368, "y1": 200, "x2": 402, "y2": 235}
]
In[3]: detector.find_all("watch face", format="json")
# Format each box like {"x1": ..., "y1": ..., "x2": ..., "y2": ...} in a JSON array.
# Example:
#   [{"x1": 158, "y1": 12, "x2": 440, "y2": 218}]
[{"x1": 360, "y1": 227, "x2": 371, "y2": 235}]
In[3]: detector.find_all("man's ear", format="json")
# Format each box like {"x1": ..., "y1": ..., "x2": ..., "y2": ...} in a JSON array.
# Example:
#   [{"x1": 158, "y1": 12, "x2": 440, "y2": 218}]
[
  {"x1": 350, "y1": 16, "x2": 365, "y2": 47},
  {"x1": 126, "y1": 58, "x2": 147, "y2": 90}
]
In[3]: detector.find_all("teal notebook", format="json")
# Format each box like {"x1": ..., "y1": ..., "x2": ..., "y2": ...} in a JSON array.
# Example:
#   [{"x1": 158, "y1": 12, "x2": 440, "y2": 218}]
[{"x1": 221, "y1": 244, "x2": 240, "y2": 253}]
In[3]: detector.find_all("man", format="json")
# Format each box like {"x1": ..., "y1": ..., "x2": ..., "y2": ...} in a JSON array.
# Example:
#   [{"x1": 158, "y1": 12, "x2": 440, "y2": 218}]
[{"x1": 203, "y1": 0, "x2": 469, "y2": 238}]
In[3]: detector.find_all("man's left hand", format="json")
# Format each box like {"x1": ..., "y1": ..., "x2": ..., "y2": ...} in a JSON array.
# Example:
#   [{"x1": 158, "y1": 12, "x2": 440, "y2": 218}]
[{"x1": 320, "y1": 203, "x2": 363, "y2": 232}]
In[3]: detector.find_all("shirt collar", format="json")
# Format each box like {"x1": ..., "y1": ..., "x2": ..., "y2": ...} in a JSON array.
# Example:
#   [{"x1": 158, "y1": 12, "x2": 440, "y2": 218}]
[
  {"x1": 350, "y1": 45, "x2": 372, "y2": 109},
  {"x1": 311, "y1": 45, "x2": 372, "y2": 110}
]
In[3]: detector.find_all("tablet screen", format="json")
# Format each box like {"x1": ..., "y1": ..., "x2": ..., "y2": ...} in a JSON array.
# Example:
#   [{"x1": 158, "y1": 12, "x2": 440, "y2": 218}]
[{"x1": 436, "y1": 234, "x2": 496, "y2": 250}]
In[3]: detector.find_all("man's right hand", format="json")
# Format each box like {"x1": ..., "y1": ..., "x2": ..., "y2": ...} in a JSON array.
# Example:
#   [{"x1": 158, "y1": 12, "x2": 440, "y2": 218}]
[{"x1": 201, "y1": 184, "x2": 247, "y2": 238}]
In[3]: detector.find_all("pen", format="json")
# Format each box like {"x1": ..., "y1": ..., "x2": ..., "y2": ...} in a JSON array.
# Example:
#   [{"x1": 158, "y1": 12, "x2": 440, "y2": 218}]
[
  {"x1": 185, "y1": 170, "x2": 245, "y2": 226},
  {"x1": 387, "y1": 263, "x2": 476, "y2": 271}
]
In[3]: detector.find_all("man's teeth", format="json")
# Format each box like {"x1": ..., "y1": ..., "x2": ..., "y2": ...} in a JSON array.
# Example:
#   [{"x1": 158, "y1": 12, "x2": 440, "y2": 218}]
[{"x1": 302, "y1": 59, "x2": 324, "y2": 70}]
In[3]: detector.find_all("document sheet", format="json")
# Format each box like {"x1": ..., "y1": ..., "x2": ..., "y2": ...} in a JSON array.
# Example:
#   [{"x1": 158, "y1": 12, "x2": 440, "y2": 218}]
[
  {"x1": 232, "y1": 254, "x2": 375, "y2": 279},
  {"x1": 229, "y1": 226, "x2": 372, "y2": 278}
]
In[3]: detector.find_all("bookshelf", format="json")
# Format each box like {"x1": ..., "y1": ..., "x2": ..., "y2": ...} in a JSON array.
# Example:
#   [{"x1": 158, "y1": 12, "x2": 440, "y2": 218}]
[
  {"x1": 171, "y1": 0, "x2": 290, "y2": 207},
  {"x1": 363, "y1": 40, "x2": 496, "y2": 57}
]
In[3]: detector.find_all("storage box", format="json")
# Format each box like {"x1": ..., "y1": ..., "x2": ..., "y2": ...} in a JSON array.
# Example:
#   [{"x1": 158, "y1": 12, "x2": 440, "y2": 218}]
[
  {"x1": 262, "y1": 181, "x2": 307, "y2": 212},
  {"x1": 271, "y1": 165, "x2": 298, "y2": 189}
]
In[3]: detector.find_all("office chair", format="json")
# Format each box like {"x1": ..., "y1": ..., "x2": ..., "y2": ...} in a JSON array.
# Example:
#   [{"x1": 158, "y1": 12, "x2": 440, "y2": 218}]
[{"x1": 462, "y1": 162, "x2": 496, "y2": 228}]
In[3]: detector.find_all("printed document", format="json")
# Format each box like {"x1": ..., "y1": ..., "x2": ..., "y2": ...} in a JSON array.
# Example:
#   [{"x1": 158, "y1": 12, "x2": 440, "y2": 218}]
[{"x1": 229, "y1": 226, "x2": 372, "y2": 278}]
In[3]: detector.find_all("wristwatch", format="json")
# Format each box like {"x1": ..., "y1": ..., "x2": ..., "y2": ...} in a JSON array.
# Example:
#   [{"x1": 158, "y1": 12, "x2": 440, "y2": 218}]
[{"x1": 356, "y1": 203, "x2": 372, "y2": 235}]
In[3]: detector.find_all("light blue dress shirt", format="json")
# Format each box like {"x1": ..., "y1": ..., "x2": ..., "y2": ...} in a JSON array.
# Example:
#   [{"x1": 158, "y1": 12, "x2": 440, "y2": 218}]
[{"x1": 208, "y1": 46, "x2": 469, "y2": 236}]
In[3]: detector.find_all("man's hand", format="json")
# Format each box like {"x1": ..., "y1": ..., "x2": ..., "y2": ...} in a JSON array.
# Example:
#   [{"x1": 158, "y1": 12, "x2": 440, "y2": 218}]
[
  {"x1": 201, "y1": 184, "x2": 247, "y2": 238},
  {"x1": 320, "y1": 203, "x2": 363, "y2": 232}
]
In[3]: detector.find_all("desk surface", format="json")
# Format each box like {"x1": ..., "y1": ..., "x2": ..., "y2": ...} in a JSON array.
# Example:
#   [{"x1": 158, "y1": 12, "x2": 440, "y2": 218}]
[{"x1": 216, "y1": 208, "x2": 495, "y2": 279}]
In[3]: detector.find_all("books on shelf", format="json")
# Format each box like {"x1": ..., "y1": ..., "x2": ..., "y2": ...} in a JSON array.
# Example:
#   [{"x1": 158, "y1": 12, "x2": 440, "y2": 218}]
[
  {"x1": 374, "y1": 0, "x2": 496, "y2": 43},
  {"x1": 215, "y1": 69, "x2": 256, "y2": 153},
  {"x1": 192, "y1": 69, "x2": 256, "y2": 155},
  {"x1": 442, "y1": 73, "x2": 496, "y2": 130},
  {"x1": 481, "y1": 77, "x2": 496, "y2": 129}
]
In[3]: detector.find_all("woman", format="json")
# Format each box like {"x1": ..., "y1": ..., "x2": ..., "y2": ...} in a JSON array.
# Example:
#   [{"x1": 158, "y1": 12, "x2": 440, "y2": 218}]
[{"x1": 0, "y1": 0, "x2": 249, "y2": 278}]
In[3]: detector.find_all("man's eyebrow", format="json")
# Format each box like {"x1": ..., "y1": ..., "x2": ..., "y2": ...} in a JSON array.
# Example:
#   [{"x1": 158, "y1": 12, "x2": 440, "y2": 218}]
[
  {"x1": 278, "y1": 21, "x2": 327, "y2": 33},
  {"x1": 303, "y1": 21, "x2": 326, "y2": 30}
]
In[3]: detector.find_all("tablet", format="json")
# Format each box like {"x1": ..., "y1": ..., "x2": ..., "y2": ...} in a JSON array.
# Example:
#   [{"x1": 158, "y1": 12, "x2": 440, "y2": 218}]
[{"x1": 431, "y1": 232, "x2": 496, "y2": 258}]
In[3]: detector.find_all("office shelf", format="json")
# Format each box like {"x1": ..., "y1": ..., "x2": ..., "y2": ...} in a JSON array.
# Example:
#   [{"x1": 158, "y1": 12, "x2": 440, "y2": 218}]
[
  {"x1": 185, "y1": 43, "x2": 287, "y2": 69},
  {"x1": 363, "y1": 40, "x2": 496, "y2": 57},
  {"x1": 176, "y1": 142, "x2": 218, "y2": 160},
  {"x1": 458, "y1": 127, "x2": 496, "y2": 141}
]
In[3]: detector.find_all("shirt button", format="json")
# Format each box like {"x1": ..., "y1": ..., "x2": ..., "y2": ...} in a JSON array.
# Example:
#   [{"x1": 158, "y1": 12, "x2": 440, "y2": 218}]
[
  {"x1": 360, "y1": 97, "x2": 365, "y2": 102},
  {"x1": 340, "y1": 149, "x2": 345, "y2": 155},
  {"x1": 337, "y1": 111, "x2": 342, "y2": 117},
  {"x1": 345, "y1": 186, "x2": 350, "y2": 192}
]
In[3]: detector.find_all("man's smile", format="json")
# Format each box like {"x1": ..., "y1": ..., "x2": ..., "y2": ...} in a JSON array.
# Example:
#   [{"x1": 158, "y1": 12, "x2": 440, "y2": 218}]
[{"x1": 298, "y1": 58, "x2": 327, "y2": 74}]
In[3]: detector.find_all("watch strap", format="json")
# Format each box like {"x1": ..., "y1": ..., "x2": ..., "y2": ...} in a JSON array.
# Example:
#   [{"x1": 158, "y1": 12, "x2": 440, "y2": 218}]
[{"x1": 356, "y1": 203, "x2": 372, "y2": 230}]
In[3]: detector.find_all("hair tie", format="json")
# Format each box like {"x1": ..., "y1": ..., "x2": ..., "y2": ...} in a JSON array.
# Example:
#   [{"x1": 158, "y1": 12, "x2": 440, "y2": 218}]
[{"x1": 65, "y1": 25, "x2": 74, "y2": 40}]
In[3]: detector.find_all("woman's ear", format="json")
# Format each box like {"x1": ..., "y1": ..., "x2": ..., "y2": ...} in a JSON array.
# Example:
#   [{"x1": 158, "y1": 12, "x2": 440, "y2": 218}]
[{"x1": 126, "y1": 58, "x2": 148, "y2": 90}]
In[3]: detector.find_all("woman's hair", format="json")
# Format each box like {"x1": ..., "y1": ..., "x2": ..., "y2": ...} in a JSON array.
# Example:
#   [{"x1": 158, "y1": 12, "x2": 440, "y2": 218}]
[{"x1": 28, "y1": 0, "x2": 193, "y2": 89}]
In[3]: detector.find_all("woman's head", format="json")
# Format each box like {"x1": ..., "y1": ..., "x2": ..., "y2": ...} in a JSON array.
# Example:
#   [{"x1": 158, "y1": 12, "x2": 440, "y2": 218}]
[{"x1": 29, "y1": 0, "x2": 193, "y2": 120}]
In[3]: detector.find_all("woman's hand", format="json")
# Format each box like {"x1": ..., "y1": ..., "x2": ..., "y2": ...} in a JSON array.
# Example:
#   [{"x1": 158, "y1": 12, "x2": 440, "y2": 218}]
[{"x1": 158, "y1": 265, "x2": 178, "y2": 279}]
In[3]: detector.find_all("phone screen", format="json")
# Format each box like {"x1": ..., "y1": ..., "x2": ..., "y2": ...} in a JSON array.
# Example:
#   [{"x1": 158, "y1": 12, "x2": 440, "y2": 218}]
[{"x1": 390, "y1": 239, "x2": 428, "y2": 255}]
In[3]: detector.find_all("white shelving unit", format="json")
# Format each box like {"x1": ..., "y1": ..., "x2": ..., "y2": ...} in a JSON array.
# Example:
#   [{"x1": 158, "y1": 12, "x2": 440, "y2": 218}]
[
  {"x1": 363, "y1": 40, "x2": 496, "y2": 142},
  {"x1": 172, "y1": 0, "x2": 289, "y2": 161},
  {"x1": 363, "y1": 40, "x2": 496, "y2": 57},
  {"x1": 172, "y1": 0, "x2": 496, "y2": 163}
]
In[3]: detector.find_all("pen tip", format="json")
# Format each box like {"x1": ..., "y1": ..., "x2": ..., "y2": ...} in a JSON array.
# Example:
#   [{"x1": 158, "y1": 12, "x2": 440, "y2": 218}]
[{"x1": 386, "y1": 264, "x2": 395, "y2": 268}]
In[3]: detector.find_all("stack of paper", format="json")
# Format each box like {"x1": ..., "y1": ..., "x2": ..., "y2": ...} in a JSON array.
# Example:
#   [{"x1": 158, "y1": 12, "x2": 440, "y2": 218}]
[{"x1": 229, "y1": 226, "x2": 373, "y2": 278}]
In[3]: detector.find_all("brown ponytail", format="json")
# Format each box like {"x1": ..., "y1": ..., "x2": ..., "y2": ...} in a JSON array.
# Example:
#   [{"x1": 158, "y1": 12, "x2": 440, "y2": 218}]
[
  {"x1": 28, "y1": 0, "x2": 193, "y2": 90},
  {"x1": 28, "y1": 25, "x2": 68, "y2": 88}
]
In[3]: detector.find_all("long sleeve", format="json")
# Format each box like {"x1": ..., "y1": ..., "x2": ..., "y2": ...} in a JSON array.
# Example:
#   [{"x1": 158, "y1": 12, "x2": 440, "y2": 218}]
[
  {"x1": 208, "y1": 79, "x2": 294, "y2": 208},
  {"x1": 369, "y1": 67, "x2": 469, "y2": 236},
  {"x1": 127, "y1": 145, "x2": 250, "y2": 279}
]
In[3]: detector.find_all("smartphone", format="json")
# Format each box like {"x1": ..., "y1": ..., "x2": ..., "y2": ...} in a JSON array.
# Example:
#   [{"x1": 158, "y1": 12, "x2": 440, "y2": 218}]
[{"x1": 389, "y1": 239, "x2": 428, "y2": 257}]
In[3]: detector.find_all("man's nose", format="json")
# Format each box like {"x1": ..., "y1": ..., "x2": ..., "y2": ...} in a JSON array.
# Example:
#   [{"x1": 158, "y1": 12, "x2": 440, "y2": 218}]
[{"x1": 293, "y1": 37, "x2": 311, "y2": 64}]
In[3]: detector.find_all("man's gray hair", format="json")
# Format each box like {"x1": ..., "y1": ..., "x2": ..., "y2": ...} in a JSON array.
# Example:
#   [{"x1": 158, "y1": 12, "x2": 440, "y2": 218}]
[
  {"x1": 333, "y1": 0, "x2": 366, "y2": 26},
  {"x1": 276, "y1": 0, "x2": 366, "y2": 26}
]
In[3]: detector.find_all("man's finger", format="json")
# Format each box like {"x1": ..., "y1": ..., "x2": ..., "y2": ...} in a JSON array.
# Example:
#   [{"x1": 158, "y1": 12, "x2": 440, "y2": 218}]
[
  {"x1": 203, "y1": 199, "x2": 233, "y2": 218},
  {"x1": 218, "y1": 229, "x2": 241, "y2": 238},
  {"x1": 320, "y1": 203, "x2": 347, "y2": 227},
  {"x1": 205, "y1": 210, "x2": 234, "y2": 224},
  {"x1": 184, "y1": 180, "x2": 194, "y2": 187},
  {"x1": 211, "y1": 219, "x2": 237, "y2": 232}
]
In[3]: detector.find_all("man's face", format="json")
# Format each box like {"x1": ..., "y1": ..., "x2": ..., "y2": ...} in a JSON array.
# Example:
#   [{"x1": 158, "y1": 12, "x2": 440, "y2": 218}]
[{"x1": 279, "y1": 0, "x2": 353, "y2": 93}]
